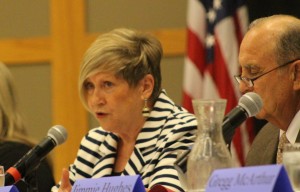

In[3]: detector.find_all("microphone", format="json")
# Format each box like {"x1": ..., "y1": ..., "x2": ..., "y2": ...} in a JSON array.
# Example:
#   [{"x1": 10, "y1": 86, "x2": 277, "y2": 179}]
[
  {"x1": 5, "y1": 125, "x2": 68, "y2": 186},
  {"x1": 222, "y1": 92, "x2": 263, "y2": 146},
  {"x1": 174, "y1": 92, "x2": 263, "y2": 175}
]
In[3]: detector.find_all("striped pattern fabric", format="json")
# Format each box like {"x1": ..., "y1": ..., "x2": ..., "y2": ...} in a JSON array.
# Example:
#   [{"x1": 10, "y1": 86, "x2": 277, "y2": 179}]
[
  {"x1": 52, "y1": 90, "x2": 197, "y2": 191},
  {"x1": 182, "y1": 0, "x2": 252, "y2": 166}
]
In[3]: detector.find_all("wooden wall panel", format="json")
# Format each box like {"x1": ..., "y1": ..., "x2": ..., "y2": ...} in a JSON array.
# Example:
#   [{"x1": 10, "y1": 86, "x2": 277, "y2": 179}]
[
  {"x1": 50, "y1": 0, "x2": 89, "y2": 181},
  {"x1": 0, "y1": 37, "x2": 51, "y2": 64},
  {"x1": 85, "y1": 29, "x2": 187, "y2": 57}
]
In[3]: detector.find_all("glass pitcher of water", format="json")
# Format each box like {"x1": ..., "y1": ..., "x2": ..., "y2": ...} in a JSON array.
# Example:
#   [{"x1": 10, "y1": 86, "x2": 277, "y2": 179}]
[{"x1": 186, "y1": 99, "x2": 233, "y2": 192}]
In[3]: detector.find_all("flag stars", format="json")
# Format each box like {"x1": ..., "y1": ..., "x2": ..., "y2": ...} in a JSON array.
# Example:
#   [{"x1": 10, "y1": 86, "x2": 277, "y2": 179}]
[
  {"x1": 207, "y1": 8, "x2": 217, "y2": 23},
  {"x1": 206, "y1": 34, "x2": 215, "y2": 48},
  {"x1": 207, "y1": 0, "x2": 223, "y2": 23},
  {"x1": 213, "y1": 0, "x2": 222, "y2": 10}
]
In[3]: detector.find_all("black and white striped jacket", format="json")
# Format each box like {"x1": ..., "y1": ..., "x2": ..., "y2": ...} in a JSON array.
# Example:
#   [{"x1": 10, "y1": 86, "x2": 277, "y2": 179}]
[{"x1": 52, "y1": 90, "x2": 197, "y2": 191}]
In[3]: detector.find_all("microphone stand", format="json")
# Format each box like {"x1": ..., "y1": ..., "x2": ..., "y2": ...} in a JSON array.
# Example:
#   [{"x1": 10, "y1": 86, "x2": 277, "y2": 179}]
[
  {"x1": 15, "y1": 169, "x2": 39, "y2": 192},
  {"x1": 26, "y1": 170, "x2": 38, "y2": 192}
]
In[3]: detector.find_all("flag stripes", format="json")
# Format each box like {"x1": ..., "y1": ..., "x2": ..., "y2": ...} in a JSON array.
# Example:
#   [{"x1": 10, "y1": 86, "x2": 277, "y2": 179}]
[{"x1": 182, "y1": 0, "x2": 252, "y2": 166}]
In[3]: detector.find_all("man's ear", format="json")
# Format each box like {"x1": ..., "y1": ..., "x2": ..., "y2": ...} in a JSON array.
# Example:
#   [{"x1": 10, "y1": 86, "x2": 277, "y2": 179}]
[
  {"x1": 141, "y1": 74, "x2": 154, "y2": 99},
  {"x1": 293, "y1": 61, "x2": 300, "y2": 90}
]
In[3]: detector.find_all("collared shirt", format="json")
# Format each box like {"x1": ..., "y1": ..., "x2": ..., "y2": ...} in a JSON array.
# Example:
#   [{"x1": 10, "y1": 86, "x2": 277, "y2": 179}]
[
  {"x1": 52, "y1": 90, "x2": 197, "y2": 191},
  {"x1": 280, "y1": 110, "x2": 300, "y2": 144}
]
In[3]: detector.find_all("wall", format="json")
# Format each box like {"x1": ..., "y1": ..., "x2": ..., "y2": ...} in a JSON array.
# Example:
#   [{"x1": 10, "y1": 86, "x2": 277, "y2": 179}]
[{"x1": 0, "y1": 0, "x2": 188, "y2": 181}]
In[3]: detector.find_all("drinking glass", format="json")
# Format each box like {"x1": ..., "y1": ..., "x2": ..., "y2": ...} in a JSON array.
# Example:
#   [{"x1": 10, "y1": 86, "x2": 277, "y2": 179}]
[
  {"x1": 283, "y1": 143, "x2": 300, "y2": 191},
  {"x1": 0, "y1": 166, "x2": 4, "y2": 187}
]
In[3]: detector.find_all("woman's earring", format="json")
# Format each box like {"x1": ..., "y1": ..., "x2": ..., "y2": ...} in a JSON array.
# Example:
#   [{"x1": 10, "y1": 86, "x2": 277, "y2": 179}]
[{"x1": 142, "y1": 99, "x2": 150, "y2": 118}]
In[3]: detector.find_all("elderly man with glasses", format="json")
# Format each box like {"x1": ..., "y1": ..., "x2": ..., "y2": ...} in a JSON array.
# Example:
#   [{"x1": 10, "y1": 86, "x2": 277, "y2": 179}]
[{"x1": 235, "y1": 14, "x2": 300, "y2": 165}]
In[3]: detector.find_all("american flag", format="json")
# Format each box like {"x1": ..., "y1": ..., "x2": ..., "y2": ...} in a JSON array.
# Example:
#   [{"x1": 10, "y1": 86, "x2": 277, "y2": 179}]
[{"x1": 182, "y1": 0, "x2": 253, "y2": 166}]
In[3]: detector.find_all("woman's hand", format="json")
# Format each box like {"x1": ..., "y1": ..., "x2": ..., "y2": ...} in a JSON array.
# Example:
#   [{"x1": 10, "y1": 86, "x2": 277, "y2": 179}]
[{"x1": 58, "y1": 168, "x2": 72, "y2": 192}]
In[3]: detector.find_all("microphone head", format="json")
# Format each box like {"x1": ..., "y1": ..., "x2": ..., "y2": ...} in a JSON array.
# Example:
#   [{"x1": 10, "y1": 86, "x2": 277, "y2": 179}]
[
  {"x1": 238, "y1": 92, "x2": 263, "y2": 117},
  {"x1": 47, "y1": 125, "x2": 68, "y2": 145}
]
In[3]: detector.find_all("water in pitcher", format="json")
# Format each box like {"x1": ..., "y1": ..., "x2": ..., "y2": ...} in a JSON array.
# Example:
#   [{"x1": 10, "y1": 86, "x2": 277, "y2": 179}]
[{"x1": 186, "y1": 99, "x2": 233, "y2": 191}]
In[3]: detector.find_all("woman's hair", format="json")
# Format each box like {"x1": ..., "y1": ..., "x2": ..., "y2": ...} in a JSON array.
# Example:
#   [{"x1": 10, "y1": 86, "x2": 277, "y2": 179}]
[
  {"x1": 0, "y1": 63, "x2": 32, "y2": 144},
  {"x1": 79, "y1": 28, "x2": 163, "y2": 110}
]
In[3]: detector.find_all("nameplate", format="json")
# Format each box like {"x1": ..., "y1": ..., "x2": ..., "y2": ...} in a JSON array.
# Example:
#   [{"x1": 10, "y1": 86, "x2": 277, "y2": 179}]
[
  {"x1": 0, "y1": 186, "x2": 19, "y2": 192},
  {"x1": 206, "y1": 164, "x2": 292, "y2": 192},
  {"x1": 71, "y1": 175, "x2": 145, "y2": 192}
]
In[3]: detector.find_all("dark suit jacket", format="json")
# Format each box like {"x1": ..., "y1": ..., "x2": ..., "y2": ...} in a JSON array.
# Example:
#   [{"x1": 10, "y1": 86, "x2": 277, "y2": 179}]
[
  {"x1": 246, "y1": 122, "x2": 300, "y2": 166},
  {"x1": 245, "y1": 123, "x2": 279, "y2": 165}
]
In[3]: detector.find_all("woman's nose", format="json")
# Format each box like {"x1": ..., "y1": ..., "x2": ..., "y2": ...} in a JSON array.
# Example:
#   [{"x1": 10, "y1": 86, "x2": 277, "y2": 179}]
[{"x1": 90, "y1": 88, "x2": 105, "y2": 105}]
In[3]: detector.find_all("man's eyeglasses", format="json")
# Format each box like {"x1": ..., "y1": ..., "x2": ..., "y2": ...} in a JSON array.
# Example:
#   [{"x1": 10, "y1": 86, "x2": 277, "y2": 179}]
[{"x1": 234, "y1": 58, "x2": 299, "y2": 87}]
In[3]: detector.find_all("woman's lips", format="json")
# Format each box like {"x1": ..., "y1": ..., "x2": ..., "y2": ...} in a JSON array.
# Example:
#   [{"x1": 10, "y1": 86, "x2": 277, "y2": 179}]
[{"x1": 96, "y1": 112, "x2": 107, "y2": 119}]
